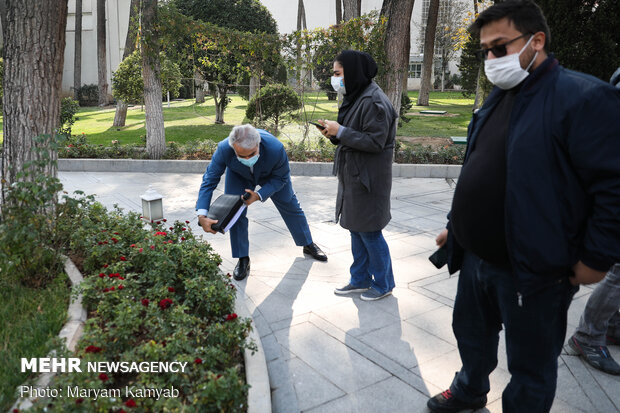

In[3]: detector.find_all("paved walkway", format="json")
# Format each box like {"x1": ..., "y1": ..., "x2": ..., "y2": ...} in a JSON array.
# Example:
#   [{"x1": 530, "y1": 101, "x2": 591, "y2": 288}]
[{"x1": 59, "y1": 172, "x2": 620, "y2": 413}]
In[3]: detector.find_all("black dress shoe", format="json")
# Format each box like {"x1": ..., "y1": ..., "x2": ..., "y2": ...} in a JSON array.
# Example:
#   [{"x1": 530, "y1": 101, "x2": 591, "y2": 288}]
[
  {"x1": 303, "y1": 243, "x2": 327, "y2": 262},
  {"x1": 427, "y1": 389, "x2": 486, "y2": 413},
  {"x1": 233, "y1": 257, "x2": 250, "y2": 281}
]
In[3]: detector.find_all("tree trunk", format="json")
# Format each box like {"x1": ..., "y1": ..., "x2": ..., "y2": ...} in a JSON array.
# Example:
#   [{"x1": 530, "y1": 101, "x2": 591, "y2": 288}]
[
  {"x1": 357, "y1": 0, "x2": 362, "y2": 16},
  {"x1": 336, "y1": 0, "x2": 342, "y2": 23},
  {"x1": 112, "y1": 0, "x2": 140, "y2": 127},
  {"x1": 74, "y1": 0, "x2": 82, "y2": 100},
  {"x1": 0, "y1": 0, "x2": 69, "y2": 204},
  {"x1": 141, "y1": 0, "x2": 165, "y2": 159},
  {"x1": 249, "y1": 76, "x2": 259, "y2": 100},
  {"x1": 195, "y1": 69, "x2": 205, "y2": 103},
  {"x1": 213, "y1": 85, "x2": 226, "y2": 124},
  {"x1": 297, "y1": 0, "x2": 307, "y2": 31},
  {"x1": 113, "y1": 101, "x2": 129, "y2": 127},
  {"x1": 380, "y1": 0, "x2": 415, "y2": 115},
  {"x1": 417, "y1": 0, "x2": 440, "y2": 106},
  {"x1": 473, "y1": 64, "x2": 483, "y2": 110},
  {"x1": 342, "y1": 0, "x2": 359, "y2": 21},
  {"x1": 97, "y1": 0, "x2": 108, "y2": 105}
]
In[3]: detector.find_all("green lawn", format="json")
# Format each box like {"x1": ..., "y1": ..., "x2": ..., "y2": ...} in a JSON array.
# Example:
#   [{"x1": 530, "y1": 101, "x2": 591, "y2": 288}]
[
  {"x1": 0, "y1": 91, "x2": 475, "y2": 146},
  {"x1": 0, "y1": 274, "x2": 70, "y2": 412}
]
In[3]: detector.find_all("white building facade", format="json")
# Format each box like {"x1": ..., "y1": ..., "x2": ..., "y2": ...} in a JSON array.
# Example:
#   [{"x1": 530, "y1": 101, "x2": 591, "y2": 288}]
[{"x1": 55, "y1": 0, "x2": 467, "y2": 96}]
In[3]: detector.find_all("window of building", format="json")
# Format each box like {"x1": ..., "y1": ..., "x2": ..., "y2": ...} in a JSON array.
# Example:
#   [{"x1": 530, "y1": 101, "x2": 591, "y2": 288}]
[{"x1": 409, "y1": 63, "x2": 422, "y2": 78}]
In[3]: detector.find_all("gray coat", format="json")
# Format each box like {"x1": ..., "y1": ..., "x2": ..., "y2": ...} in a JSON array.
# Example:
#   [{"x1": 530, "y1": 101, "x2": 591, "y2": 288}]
[{"x1": 334, "y1": 82, "x2": 397, "y2": 232}]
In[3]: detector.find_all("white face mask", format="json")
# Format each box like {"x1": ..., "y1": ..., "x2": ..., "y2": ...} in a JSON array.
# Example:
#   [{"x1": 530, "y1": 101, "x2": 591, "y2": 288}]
[
  {"x1": 484, "y1": 35, "x2": 538, "y2": 90},
  {"x1": 330, "y1": 76, "x2": 346, "y2": 94}
]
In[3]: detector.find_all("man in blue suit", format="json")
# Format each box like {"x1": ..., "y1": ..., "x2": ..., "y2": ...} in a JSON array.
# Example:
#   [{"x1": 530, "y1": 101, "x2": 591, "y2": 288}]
[{"x1": 196, "y1": 124, "x2": 327, "y2": 280}]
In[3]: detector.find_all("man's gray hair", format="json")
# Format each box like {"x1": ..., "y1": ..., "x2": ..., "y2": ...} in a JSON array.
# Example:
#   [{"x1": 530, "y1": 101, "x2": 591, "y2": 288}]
[{"x1": 228, "y1": 124, "x2": 261, "y2": 149}]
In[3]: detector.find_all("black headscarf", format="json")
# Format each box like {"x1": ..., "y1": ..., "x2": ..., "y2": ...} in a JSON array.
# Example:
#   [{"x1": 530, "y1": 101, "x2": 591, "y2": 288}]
[{"x1": 336, "y1": 50, "x2": 378, "y2": 124}]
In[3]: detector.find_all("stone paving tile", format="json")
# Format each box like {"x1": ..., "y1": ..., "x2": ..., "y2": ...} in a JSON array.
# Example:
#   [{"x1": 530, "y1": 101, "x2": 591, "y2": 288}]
[
  {"x1": 312, "y1": 299, "x2": 401, "y2": 338},
  {"x1": 305, "y1": 376, "x2": 430, "y2": 413},
  {"x1": 273, "y1": 322, "x2": 392, "y2": 393},
  {"x1": 286, "y1": 357, "x2": 345, "y2": 411},
  {"x1": 405, "y1": 305, "x2": 458, "y2": 346},
  {"x1": 359, "y1": 320, "x2": 456, "y2": 369},
  {"x1": 371, "y1": 288, "x2": 444, "y2": 320}
]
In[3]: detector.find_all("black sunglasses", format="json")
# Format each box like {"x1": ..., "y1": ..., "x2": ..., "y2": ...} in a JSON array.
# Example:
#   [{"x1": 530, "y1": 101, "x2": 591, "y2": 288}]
[{"x1": 476, "y1": 33, "x2": 531, "y2": 61}]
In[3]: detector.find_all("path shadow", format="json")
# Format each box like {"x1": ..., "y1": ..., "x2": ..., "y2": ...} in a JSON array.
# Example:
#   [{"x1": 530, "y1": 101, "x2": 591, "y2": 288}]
[{"x1": 242, "y1": 257, "x2": 313, "y2": 413}]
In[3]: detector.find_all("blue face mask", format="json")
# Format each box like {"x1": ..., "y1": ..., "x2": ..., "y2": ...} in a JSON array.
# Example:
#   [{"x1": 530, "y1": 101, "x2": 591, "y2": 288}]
[{"x1": 238, "y1": 154, "x2": 259, "y2": 167}]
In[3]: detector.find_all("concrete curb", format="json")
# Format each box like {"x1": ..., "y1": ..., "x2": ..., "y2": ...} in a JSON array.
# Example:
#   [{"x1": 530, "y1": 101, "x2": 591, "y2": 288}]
[
  {"x1": 235, "y1": 290, "x2": 272, "y2": 413},
  {"x1": 58, "y1": 159, "x2": 462, "y2": 178},
  {"x1": 10, "y1": 256, "x2": 86, "y2": 412}
]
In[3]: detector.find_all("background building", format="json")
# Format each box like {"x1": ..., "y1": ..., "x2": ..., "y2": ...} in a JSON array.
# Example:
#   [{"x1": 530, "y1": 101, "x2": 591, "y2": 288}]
[{"x1": 22, "y1": 0, "x2": 467, "y2": 96}]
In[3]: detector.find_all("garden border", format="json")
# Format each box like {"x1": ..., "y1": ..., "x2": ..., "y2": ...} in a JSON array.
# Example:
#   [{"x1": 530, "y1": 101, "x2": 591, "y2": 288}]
[
  {"x1": 10, "y1": 256, "x2": 87, "y2": 412},
  {"x1": 58, "y1": 159, "x2": 462, "y2": 178},
  {"x1": 235, "y1": 291, "x2": 272, "y2": 413}
]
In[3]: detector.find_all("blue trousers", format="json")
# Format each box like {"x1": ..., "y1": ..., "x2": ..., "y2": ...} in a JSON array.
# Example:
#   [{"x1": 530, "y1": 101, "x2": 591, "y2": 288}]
[
  {"x1": 574, "y1": 263, "x2": 620, "y2": 345},
  {"x1": 349, "y1": 230, "x2": 395, "y2": 294},
  {"x1": 225, "y1": 169, "x2": 312, "y2": 258},
  {"x1": 450, "y1": 251, "x2": 577, "y2": 413}
]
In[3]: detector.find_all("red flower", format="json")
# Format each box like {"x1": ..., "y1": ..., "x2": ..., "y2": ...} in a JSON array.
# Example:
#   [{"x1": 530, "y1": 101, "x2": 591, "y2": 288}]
[
  {"x1": 139, "y1": 248, "x2": 143, "y2": 253},
  {"x1": 130, "y1": 244, "x2": 136, "y2": 248},
  {"x1": 182, "y1": 227, "x2": 187, "y2": 231},
  {"x1": 99, "y1": 273, "x2": 105, "y2": 278},
  {"x1": 181, "y1": 237, "x2": 186, "y2": 241},
  {"x1": 120, "y1": 256, "x2": 127, "y2": 261},
  {"x1": 169, "y1": 227, "x2": 174, "y2": 230},
  {"x1": 98, "y1": 241, "x2": 103, "y2": 245},
  {"x1": 150, "y1": 245, "x2": 155, "y2": 250},
  {"x1": 226, "y1": 273, "x2": 231, "y2": 278},
  {"x1": 114, "y1": 232, "x2": 119, "y2": 235},
  {"x1": 118, "y1": 285, "x2": 124, "y2": 290},
  {"x1": 216, "y1": 374, "x2": 222, "y2": 379},
  {"x1": 103, "y1": 288, "x2": 109, "y2": 293},
  {"x1": 185, "y1": 220, "x2": 190, "y2": 224},
  {"x1": 120, "y1": 410, "x2": 126, "y2": 413},
  {"x1": 76, "y1": 398, "x2": 84, "y2": 404},
  {"x1": 109, "y1": 286, "x2": 115, "y2": 291},
  {"x1": 156, "y1": 221, "x2": 161, "y2": 224},
  {"x1": 119, "y1": 276, "x2": 125, "y2": 280},
  {"x1": 125, "y1": 399, "x2": 137, "y2": 408},
  {"x1": 225, "y1": 313, "x2": 238, "y2": 321},
  {"x1": 109, "y1": 273, "x2": 116, "y2": 278},
  {"x1": 194, "y1": 358, "x2": 202, "y2": 364},
  {"x1": 155, "y1": 231, "x2": 167, "y2": 236},
  {"x1": 162, "y1": 219, "x2": 167, "y2": 222},
  {"x1": 168, "y1": 287, "x2": 175, "y2": 292},
  {"x1": 98, "y1": 373, "x2": 109, "y2": 381},
  {"x1": 158, "y1": 298, "x2": 173, "y2": 309},
  {"x1": 168, "y1": 240, "x2": 173, "y2": 244},
  {"x1": 85, "y1": 345, "x2": 102, "y2": 353},
  {"x1": 141, "y1": 298, "x2": 149, "y2": 306},
  {"x1": 103, "y1": 241, "x2": 108, "y2": 245},
  {"x1": 111, "y1": 238, "x2": 118, "y2": 243},
  {"x1": 103, "y1": 264, "x2": 109, "y2": 268}
]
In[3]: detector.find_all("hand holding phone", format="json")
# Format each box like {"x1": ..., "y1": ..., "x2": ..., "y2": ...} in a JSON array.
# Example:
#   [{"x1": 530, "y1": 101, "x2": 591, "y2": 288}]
[{"x1": 308, "y1": 121, "x2": 326, "y2": 130}]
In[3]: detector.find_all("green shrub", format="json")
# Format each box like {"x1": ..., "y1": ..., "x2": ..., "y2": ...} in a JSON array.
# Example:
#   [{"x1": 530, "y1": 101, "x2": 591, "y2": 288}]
[
  {"x1": 246, "y1": 83, "x2": 302, "y2": 134},
  {"x1": 59, "y1": 97, "x2": 80, "y2": 136},
  {"x1": 113, "y1": 51, "x2": 183, "y2": 104},
  {"x1": 394, "y1": 142, "x2": 465, "y2": 164},
  {"x1": 26, "y1": 194, "x2": 253, "y2": 412},
  {"x1": 77, "y1": 84, "x2": 99, "y2": 106},
  {"x1": 0, "y1": 134, "x2": 64, "y2": 287}
]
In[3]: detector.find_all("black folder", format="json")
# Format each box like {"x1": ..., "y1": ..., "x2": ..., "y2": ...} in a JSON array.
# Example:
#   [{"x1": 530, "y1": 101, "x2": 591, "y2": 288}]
[{"x1": 207, "y1": 193, "x2": 250, "y2": 234}]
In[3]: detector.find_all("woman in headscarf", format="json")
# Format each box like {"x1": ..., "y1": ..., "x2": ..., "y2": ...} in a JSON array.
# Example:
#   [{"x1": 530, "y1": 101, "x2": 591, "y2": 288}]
[{"x1": 317, "y1": 50, "x2": 398, "y2": 301}]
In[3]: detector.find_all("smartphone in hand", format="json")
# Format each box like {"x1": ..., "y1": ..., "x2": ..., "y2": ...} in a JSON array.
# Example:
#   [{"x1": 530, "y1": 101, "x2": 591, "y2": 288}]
[{"x1": 308, "y1": 121, "x2": 326, "y2": 130}]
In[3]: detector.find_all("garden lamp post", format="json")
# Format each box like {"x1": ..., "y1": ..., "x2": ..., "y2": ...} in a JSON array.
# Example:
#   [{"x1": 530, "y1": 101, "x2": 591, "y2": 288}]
[{"x1": 141, "y1": 186, "x2": 164, "y2": 222}]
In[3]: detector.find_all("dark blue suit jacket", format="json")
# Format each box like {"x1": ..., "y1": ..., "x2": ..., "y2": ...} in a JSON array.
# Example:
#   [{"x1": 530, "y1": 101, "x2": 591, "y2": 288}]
[{"x1": 196, "y1": 129, "x2": 291, "y2": 213}]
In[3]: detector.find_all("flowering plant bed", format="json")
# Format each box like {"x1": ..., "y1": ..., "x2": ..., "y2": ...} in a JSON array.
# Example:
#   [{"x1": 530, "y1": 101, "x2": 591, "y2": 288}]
[{"x1": 26, "y1": 193, "x2": 254, "y2": 412}]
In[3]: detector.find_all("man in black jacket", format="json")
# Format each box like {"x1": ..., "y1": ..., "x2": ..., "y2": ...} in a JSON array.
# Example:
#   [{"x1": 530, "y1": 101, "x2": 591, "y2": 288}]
[{"x1": 427, "y1": 1, "x2": 620, "y2": 412}]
